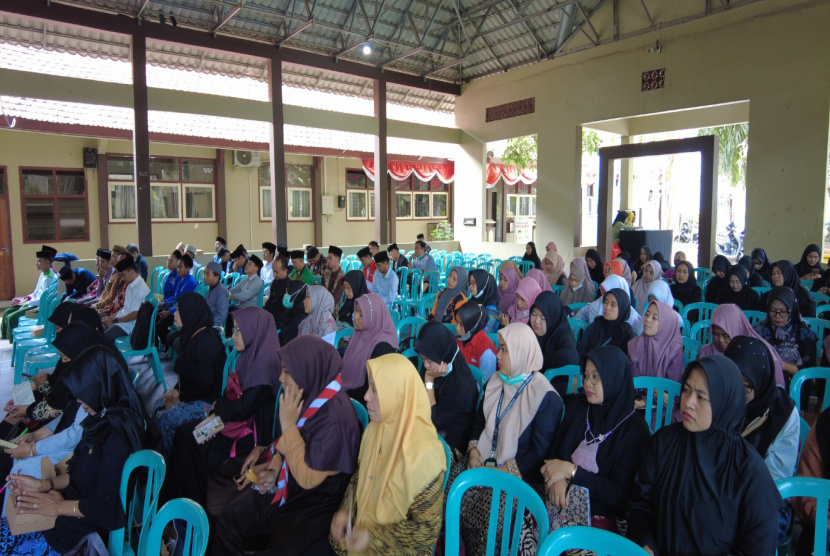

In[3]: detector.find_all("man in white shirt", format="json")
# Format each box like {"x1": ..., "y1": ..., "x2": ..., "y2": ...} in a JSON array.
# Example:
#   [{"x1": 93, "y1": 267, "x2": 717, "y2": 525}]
[
  {"x1": 371, "y1": 251, "x2": 399, "y2": 310},
  {"x1": 260, "y1": 241, "x2": 276, "y2": 283},
  {"x1": 102, "y1": 256, "x2": 151, "y2": 340}
]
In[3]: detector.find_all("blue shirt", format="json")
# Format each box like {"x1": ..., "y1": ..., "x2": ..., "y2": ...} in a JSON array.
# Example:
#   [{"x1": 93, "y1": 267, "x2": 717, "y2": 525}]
[
  {"x1": 162, "y1": 271, "x2": 179, "y2": 301},
  {"x1": 134, "y1": 255, "x2": 149, "y2": 281},
  {"x1": 372, "y1": 267, "x2": 399, "y2": 310},
  {"x1": 411, "y1": 253, "x2": 437, "y2": 273},
  {"x1": 61, "y1": 267, "x2": 96, "y2": 301},
  {"x1": 165, "y1": 273, "x2": 198, "y2": 314},
  {"x1": 205, "y1": 282, "x2": 230, "y2": 327}
]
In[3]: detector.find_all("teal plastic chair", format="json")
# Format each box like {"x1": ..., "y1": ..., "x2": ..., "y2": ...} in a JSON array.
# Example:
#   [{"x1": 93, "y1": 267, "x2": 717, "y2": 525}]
[
  {"x1": 517, "y1": 261, "x2": 533, "y2": 276},
  {"x1": 257, "y1": 281, "x2": 272, "y2": 308},
  {"x1": 155, "y1": 269, "x2": 171, "y2": 296},
  {"x1": 799, "y1": 416, "x2": 811, "y2": 464},
  {"x1": 568, "y1": 318, "x2": 589, "y2": 344},
  {"x1": 752, "y1": 286, "x2": 772, "y2": 296},
  {"x1": 115, "y1": 295, "x2": 165, "y2": 390},
  {"x1": 149, "y1": 266, "x2": 163, "y2": 292},
  {"x1": 790, "y1": 367, "x2": 830, "y2": 412},
  {"x1": 776, "y1": 477, "x2": 830, "y2": 556},
  {"x1": 543, "y1": 365, "x2": 582, "y2": 394},
  {"x1": 743, "y1": 309, "x2": 766, "y2": 326},
  {"x1": 804, "y1": 317, "x2": 830, "y2": 362},
  {"x1": 690, "y1": 319, "x2": 712, "y2": 346},
  {"x1": 195, "y1": 266, "x2": 205, "y2": 284},
  {"x1": 694, "y1": 267, "x2": 713, "y2": 283},
  {"x1": 632, "y1": 376, "x2": 681, "y2": 433},
  {"x1": 486, "y1": 332, "x2": 500, "y2": 348},
  {"x1": 469, "y1": 365, "x2": 486, "y2": 408},
  {"x1": 351, "y1": 398, "x2": 369, "y2": 430},
  {"x1": 141, "y1": 498, "x2": 209, "y2": 556},
  {"x1": 400, "y1": 347, "x2": 423, "y2": 375},
  {"x1": 680, "y1": 302, "x2": 717, "y2": 335},
  {"x1": 802, "y1": 279, "x2": 815, "y2": 290},
  {"x1": 551, "y1": 285, "x2": 565, "y2": 296},
  {"x1": 673, "y1": 299, "x2": 684, "y2": 313},
  {"x1": 334, "y1": 327, "x2": 354, "y2": 349},
  {"x1": 567, "y1": 302, "x2": 589, "y2": 313},
  {"x1": 418, "y1": 292, "x2": 438, "y2": 319},
  {"x1": 109, "y1": 449, "x2": 166, "y2": 556},
  {"x1": 438, "y1": 434, "x2": 452, "y2": 491},
  {"x1": 220, "y1": 348, "x2": 239, "y2": 394},
  {"x1": 811, "y1": 291, "x2": 830, "y2": 305},
  {"x1": 682, "y1": 336, "x2": 703, "y2": 367},
  {"x1": 538, "y1": 526, "x2": 650, "y2": 555},
  {"x1": 396, "y1": 316, "x2": 427, "y2": 349},
  {"x1": 445, "y1": 468, "x2": 549, "y2": 555},
  {"x1": 817, "y1": 304, "x2": 830, "y2": 318},
  {"x1": 389, "y1": 308, "x2": 401, "y2": 325}
]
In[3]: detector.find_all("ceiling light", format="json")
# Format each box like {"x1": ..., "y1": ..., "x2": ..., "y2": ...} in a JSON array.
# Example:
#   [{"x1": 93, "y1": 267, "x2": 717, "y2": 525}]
[{"x1": 362, "y1": 44, "x2": 371, "y2": 56}]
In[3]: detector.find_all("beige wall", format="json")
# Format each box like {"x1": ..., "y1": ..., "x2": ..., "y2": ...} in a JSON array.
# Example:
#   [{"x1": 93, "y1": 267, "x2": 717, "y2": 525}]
[{"x1": 455, "y1": 0, "x2": 830, "y2": 266}]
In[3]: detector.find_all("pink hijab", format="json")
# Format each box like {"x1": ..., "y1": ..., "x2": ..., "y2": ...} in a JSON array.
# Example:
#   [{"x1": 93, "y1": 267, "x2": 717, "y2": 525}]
[
  {"x1": 498, "y1": 265, "x2": 522, "y2": 313},
  {"x1": 628, "y1": 301, "x2": 684, "y2": 383},
  {"x1": 699, "y1": 303, "x2": 785, "y2": 387},
  {"x1": 525, "y1": 268, "x2": 550, "y2": 294},
  {"x1": 340, "y1": 293, "x2": 399, "y2": 390},
  {"x1": 507, "y1": 278, "x2": 543, "y2": 324}
]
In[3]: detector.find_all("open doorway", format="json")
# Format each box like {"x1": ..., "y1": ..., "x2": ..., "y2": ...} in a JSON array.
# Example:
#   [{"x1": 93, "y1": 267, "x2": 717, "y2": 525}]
[{"x1": 485, "y1": 135, "x2": 537, "y2": 243}]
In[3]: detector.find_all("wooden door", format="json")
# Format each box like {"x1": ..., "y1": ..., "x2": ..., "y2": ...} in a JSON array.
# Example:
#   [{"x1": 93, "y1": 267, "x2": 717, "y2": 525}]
[{"x1": 0, "y1": 167, "x2": 14, "y2": 299}]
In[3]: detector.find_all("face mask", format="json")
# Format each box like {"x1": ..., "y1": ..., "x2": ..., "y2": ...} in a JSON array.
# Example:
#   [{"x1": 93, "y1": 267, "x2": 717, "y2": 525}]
[
  {"x1": 754, "y1": 263, "x2": 763, "y2": 270},
  {"x1": 571, "y1": 283, "x2": 583, "y2": 292},
  {"x1": 445, "y1": 348, "x2": 459, "y2": 375},
  {"x1": 282, "y1": 294, "x2": 293, "y2": 309},
  {"x1": 499, "y1": 372, "x2": 525, "y2": 385}
]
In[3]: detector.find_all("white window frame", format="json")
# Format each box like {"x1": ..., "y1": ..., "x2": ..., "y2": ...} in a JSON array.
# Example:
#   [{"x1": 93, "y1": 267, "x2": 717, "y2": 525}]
[
  {"x1": 507, "y1": 194, "x2": 536, "y2": 218},
  {"x1": 260, "y1": 186, "x2": 272, "y2": 220},
  {"x1": 432, "y1": 192, "x2": 449, "y2": 219},
  {"x1": 413, "y1": 192, "x2": 431, "y2": 219},
  {"x1": 150, "y1": 183, "x2": 181, "y2": 221},
  {"x1": 287, "y1": 187, "x2": 313, "y2": 221},
  {"x1": 183, "y1": 184, "x2": 216, "y2": 222},
  {"x1": 395, "y1": 192, "x2": 412, "y2": 219},
  {"x1": 347, "y1": 190, "x2": 369, "y2": 220},
  {"x1": 109, "y1": 181, "x2": 136, "y2": 222}
]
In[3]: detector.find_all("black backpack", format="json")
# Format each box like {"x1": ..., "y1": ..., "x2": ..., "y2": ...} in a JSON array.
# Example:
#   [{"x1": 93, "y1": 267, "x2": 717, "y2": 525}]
[{"x1": 129, "y1": 300, "x2": 155, "y2": 350}]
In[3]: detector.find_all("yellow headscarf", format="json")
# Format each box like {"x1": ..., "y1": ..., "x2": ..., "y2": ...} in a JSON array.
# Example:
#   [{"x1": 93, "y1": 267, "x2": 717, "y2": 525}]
[{"x1": 355, "y1": 354, "x2": 446, "y2": 529}]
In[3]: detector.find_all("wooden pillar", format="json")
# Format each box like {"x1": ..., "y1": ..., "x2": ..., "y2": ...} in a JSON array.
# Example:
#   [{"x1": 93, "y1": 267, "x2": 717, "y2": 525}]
[
  {"x1": 312, "y1": 156, "x2": 323, "y2": 246},
  {"x1": 216, "y1": 149, "x2": 227, "y2": 242},
  {"x1": 96, "y1": 152, "x2": 109, "y2": 249},
  {"x1": 373, "y1": 80, "x2": 389, "y2": 243},
  {"x1": 131, "y1": 31, "x2": 152, "y2": 255},
  {"x1": 268, "y1": 57, "x2": 287, "y2": 244}
]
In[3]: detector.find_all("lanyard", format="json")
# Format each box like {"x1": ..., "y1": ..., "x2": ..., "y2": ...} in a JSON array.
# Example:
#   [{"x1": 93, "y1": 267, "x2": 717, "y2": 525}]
[
  {"x1": 490, "y1": 374, "x2": 534, "y2": 458},
  {"x1": 584, "y1": 407, "x2": 637, "y2": 445}
]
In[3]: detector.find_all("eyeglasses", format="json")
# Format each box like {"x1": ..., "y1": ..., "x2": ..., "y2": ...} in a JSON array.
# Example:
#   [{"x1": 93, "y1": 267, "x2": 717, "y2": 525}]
[
  {"x1": 581, "y1": 372, "x2": 601, "y2": 385},
  {"x1": 768, "y1": 309, "x2": 790, "y2": 318},
  {"x1": 232, "y1": 326, "x2": 240, "y2": 336}
]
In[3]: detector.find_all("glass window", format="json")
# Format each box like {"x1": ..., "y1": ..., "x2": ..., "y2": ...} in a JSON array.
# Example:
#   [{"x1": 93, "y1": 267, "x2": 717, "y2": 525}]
[
  {"x1": 110, "y1": 183, "x2": 136, "y2": 221},
  {"x1": 288, "y1": 189, "x2": 312, "y2": 220},
  {"x1": 22, "y1": 170, "x2": 53, "y2": 195},
  {"x1": 185, "y1": 185, "x2": 214, "y2": 220},
  {"x1": 396, "y1": 192, "x2": 412, "y2": 218},
  {"x1": 23, "y1": 198, "x2": 55, "y2": 241},
  {"x1": 286, "y1": 164, "x2": 311, "y2": 188},
  {"x1": 107, "y1": 156, "x2": 134, "y2": 179},
  {"x1": 151, "y1": 185, "x2": 180, "y2": 219},
  {"x1": 56, "y1": 171, "x2": 85, "y2": 195},
  {"x1": 348, "y1": 191, "x2": 367, "y2": 219},
  {"x1": 507, "y1": 196, "x2": 517, "y2": 217},
  {"x1": 414, "y1": 193, "x2": 430, "y2": 218},
  {"x1": 149, "y1": 158, "x2": 179, "y2": 182},
  {"x1": 504, "y1": 182, "x2": 517, "y2": 195},
  {"x1": 369, "y1": 192, "x2": 375, "y2": 219},
  {"x1": 414, "y1": 179, "x2": 431, "y2": 191},
  {"x1": 58, "y1": 198, "x2": 87, "y2": 239},
  {"x1": 433, "y1": 193, "x2": 448, "y2": 218},
  {"x1": 347, "y1": 170, "x2": 368, "y2": 189},
  {"x1": 261, "y1": 187, "x2": 272, "y2": 220},
  {"x1": 394, "y1": 176, "x2": 412, "y2": 190},
  {"x1": 259, "y1": 164, "x2": 271, "y2": 188},
  {"x1": 532, "y1": 196, "x2": 537, "y2": 217},
  {"x1": 21, "y1": 168, "x2": 89, "y2": 241},
  {"x1": 182, "y1": 160, "x2": 214, "y2": 183},
  {"x1": 0, "y1": 168, "x2": 6, "y2": 195}
]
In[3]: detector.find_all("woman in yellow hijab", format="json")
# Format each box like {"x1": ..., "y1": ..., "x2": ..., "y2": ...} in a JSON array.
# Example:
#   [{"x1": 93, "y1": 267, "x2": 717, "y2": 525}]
[{"x1": 327, "y1": 353, "x2": 446, "y2": 555}]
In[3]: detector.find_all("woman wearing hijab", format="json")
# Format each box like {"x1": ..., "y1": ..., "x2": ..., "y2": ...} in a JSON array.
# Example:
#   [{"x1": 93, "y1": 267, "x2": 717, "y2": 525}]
[
  {"x1": 646, "y1": 280, "x2": 684, "y2": 331},
  {"x1": 560, "y1": 259, "x2": 596, "y2": 306},
  {"x1": 337, "y1": 270, "x2": 368, "y2": 328},
  {"x1": 579, "y1": 289, "x2": 636, "y2": 357},
  {"x1": 298, "y1": 285, "x2": 337, "y2": 345},
  {"x1": 455, "y1": 301, "x2": 498, "y2": 382},
  {"x1": 723, "y1": 336, "x2": 799, "y2": 481},
  {"x1": 542, "y1": 250, "x2": 566, "y2": 287},
  {"x1": 629, "y1": 301, "x2": 684, "y2": 415},
  {"x1": 585, "y1": 249, "x2": 605, "y2": 285},
  {"x1": 501, "y1": 277, "x2": 543, "y2": 326},
  {"x1": 760, "y1": 260, "x2": 817, "y2": 318},
  {"x1": 626, "y1": 355, "x2": 784, "y2": 555},
  {"x1": 631, "y1": 260, "x2": 663, "y2": 315},
  {"x1": 704, "y1": 255, "x2": 733, "y2": 304},
  {"x1": 670, "y1": 259, "x2": 702, "y2": 310},
  {"x1": 526, "y1": 268, "x2": 550, "y2": 294},
  {"x1": 751, "y1": 247, "x2": 774, "y2": 284},
  {"x1": 737, "y1": 255, "x2": 765, "y2": 288},
  {"x1": 529, "y1": 292, "x2": 579, "y2": 396},
  {"x1": 341, "y1": 293, "x2": 399, "y2": 401},
  {"x1": 522, "y1": 242, "x2": 542, "y2": 271},
  {"x1": 716, "y1": 264, "x2": 760, "y2": 310},
  {"x1": 632, "y1": 246, "x2": 652, "y2": 279},
  {"x1": 468, "y1": 269, "x2": 501, "y2": 333},
  {"x1": 429, "y1": 266, "x2": 467, "y2": 324},
  {"x1": 498, "y1": 263, "x2": 522, "y2": 313},
  {"x1": 415, "y1": 322, "x2": 479, "y2": 454},
  {"x1": 460, "y1": 324, "x2": 562, "y2": 554},
  {"x1": 326, "y1": 354, "x2": 446, "y2": 555},
  {"x1": 663, "y1": 252, "x2": 685, "y2": 281},
  {"x1": 574, "y1": 274, "x2": 642, "y2": 332},
  {"x1": 213, "y1": 336, "x2": 361, "y2": 555},
  {"x1": 752, "y1": 286, "x2": 818, "y2": 384},
  {"x1": 795, "y1": 243, "x2": 824, "y2": 280},
  {"x1": 603, "y1": 260, "x2": 625, "y2": 280},
  {"x1": 542, "y1": 346, "x2": 650, "y2": 533},
  {"x1": 699, "y1": 304, "x2": 786, "y2": 387},
  {"x1": 0, "y1": 344, "x2": 146, "y2": 555},
  {"x1": 163, "y1": 306, "x2": 279, "y2": 507},
  {"x1": 153, "y1": 293, "x2": 226, "y2": 455},
  {"x1": 279, "y1": 281, "x2": 310, "y2": 346}
]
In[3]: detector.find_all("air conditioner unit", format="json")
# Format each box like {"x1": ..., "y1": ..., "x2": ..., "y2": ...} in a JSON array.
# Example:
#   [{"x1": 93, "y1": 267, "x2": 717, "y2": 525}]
[{"x1": 233, "y1": 150, "x2": 261, "y2": 167}]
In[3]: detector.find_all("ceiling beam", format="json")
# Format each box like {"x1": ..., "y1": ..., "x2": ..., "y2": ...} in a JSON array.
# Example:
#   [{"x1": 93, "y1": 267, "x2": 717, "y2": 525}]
[
  {"x1": 423, "y1": 56, "x2": 466, "y2": 77},
  {"x1": 277, "y1": 17, "x2": 313, "y2": 47},
  {"x1": 136, "y1": 0, "x2": 151, "y2": 19},
  {"x1": 380, "y1": 45, "x2": 424, "y2": 69},
  {"x1": 212, "y1": 1, "x2": 244, "y2": 35}
]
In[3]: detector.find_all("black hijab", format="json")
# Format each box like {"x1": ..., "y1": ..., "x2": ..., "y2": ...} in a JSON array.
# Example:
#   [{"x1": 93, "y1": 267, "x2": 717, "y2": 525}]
[
  {"x1": 771, "y1": 260, "x2": 815, "y2": 317},
  {"x1": 633, "y1": 246, "x2": 652, "y2": 276},
  {"x1": 47, "y1": 302, "x2": 75, "y2": 329},
  {"x1": 795, "y1": 244, "x2": 823, "y2": 278},
  {"x1": 414, "y1": 322, "x2": 478, "y2": 452},
  {"x1": 619, "y1": 251, "x2": 632, "y2": 266},
  {"x1": 670, "y1": 261, "x2": 701, "y2": 307},
  {"x1": 455, "y1": 300, "x2": 488, "y2": 346},
  {"x1": 530, "y1": 291, "x2": 579, "y2": 371},
  {"x1": 176, "y1": 292, "x2": 215, "y2": 351},
  {"x1": 469, "y1": 269, "x2": 500, "y2": 308},
  {"x1": 652, "y1": 252, "x2": 670, "y2": 272},
  {"x1": 737, "y1": 255, "x2": 764, "y2": 288},
  {"x1": 716, "y1": 265, "x2": 759, "y2": 310},
  {"x1": 67, "y1": 304, "x2": 104, "y2": 331},
  {"x1": 723, "y1": 335, "x2": 795, "y2": 457},
  {"x1": 585, "y1": 249, "x2": 605, "y2": 284},
  {"x1": 278, "y1": 281, "x2": 309, "y2": 345},
  {"x1": 705, "y1": 255, "x2": 732, "y2": 303},
  {"x1": 627, "y1": 354, "x2": 784, "y2": 555},
  {"x1": 751, "y1": 248, "x2": 773, "y2": 283},
  {"x1": 51, "y1": 322, "x2": 114, "y2": 414},
  {"x1": 61, "y1": 344, "x2": 146, "y2": 451},
  {"x1": 522, "y1": 242, "x2": 542, "y2": 270},
  {"x1": 580, "y1": 288, "x2": 634, "y2": 354},
  {"x1": 338, "y1": 270, "x2": 368, "y2": 326}
]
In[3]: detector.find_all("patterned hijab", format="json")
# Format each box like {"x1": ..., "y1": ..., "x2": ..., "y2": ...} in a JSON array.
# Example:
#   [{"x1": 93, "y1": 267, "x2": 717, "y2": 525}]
[
  {"x1": 298, "y1": 285, "x2": 336, "y2": 339},
  {"x1": 341, "y1": 293, "x2": 399, "y2": 390}
]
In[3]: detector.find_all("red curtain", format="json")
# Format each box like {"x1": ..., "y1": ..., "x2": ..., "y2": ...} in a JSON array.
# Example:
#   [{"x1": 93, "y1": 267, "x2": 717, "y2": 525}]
[
  {"x1": 362, "y1": 159, "x2": 454, "y2": 184},
  {"x1": 486, "y1": 162, "x2": 537, "y2": 188}
]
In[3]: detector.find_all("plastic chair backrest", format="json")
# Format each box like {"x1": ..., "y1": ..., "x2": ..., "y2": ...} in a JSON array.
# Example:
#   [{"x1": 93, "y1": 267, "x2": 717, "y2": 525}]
[
  {"x1": 469, "y1": 365, "x2": 486, "y2": 408},
  {"x1": 194, "y1": 283, "x2": 208, "y2": 297},
  {"x1": 487, "y1": 332, "x2": 500, "y2": 349},
  {"x1": 142, "y1": 498, "x2": 209, "y2": 556},
  {"x1": 543, "y1": 365, "x2": 582, "y2": 394},
  {"x1": 694, "y1": 267, "x2": 713, "y2": 283},
  {"x1": 334, "y1": 327, "x2": 354, "y2": 349},
  {"x1": 817, "y1": 304, "x2": 830, "y2": 318},
  {"x1": 802, "y1": 280, "x2": 815, "y2": 290},
  {"x1": 422, "y1": 270, "x2": 441, "y2": 295},
  {"x1": 419, "y1": 292, "x2": 438, "y2": 318},
  {"x1": 400, "y1": 347, "x2": 422, "y2": 374},
  {"x1": 790, "y1": 367, "x2": 830, "y2": 412},
  {"x1": 743, "y1": 310, "x2": 766, "y2": 326},
  {"x1": 799, "y1": 417, "x2": 811, "y2": 465},
  {"x1": 445, "y1": 468, "x2": 549, "y2": 555},
  {"x1": 568, "y1": 318, "x2": 589, "y2": 343},
  {"x1": 196, "y1": 266, "x2": 205, "y2": 284},
  {"x1": 681, "y1": 336, "x2": 703, "y2": 367},
  {"x1": 221, "y1": 348, "x2": 239, "y2": 394},
  {"x1": 811, "y1": 291, "x2": 830, "y2": 305},
  {"x1": 351, "y1": 398, "x2": 368, "y2": 431},
  {"x1": 567, "y1": 302, "x2": 588, "y2": 312},
  {"x1": 408, "y1": 268, "x2": 424, "y2": 299},
  {"x1": 257, "y1": 281, "x2": 271, "y2": 308},
  {"x1": 396, "y1": 316, "x2": 427, "y2": 349},
  {"x1": 752, "y1": 286, "x2": 772, "y2": 296},
  {"x1": 149, "y1": 266, "x2": 162, "y2": 292},
  {"x1": 551, "y1": 285, "x2": 565, "y2": 296},
  {"x1": 804, "y1": 318, "x2": 830, "y2": 362},
  {"x1": 538, "y1": 526, "x2": 650, "y2": 556},
  {"x1": 632, "y1": 376, "x2": 681, "y2": 434},
  {"x1": 438, "y1": 435, "x2": 453, "y2": 493},
  {"x1": 389, "y1": 308, "x2": 401, "y2": 325},
  {"x1": 680, "y1": 302, "x2": 717, "y2": 326},
  {"x1": 690, "y1": 319, "x2": 712, "y2": 345},
  {"x1": 517, "y1": 260, "x2": 534, "y2": 276},
  {"x1": 109, "y1": 449, "x2": 166, "y2": 556},
  {"x1": 776, "y1": 477, "x2": 830, "y2": 556},
  {"x1": 673, "y1": 299, "x2": 684, "y2": 313}
]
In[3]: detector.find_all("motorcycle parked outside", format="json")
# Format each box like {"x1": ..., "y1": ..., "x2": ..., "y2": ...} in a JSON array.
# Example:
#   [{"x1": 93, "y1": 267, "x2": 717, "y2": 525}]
[{"x1": 716, "y1": 221, "x2": 743, "y2": 259}]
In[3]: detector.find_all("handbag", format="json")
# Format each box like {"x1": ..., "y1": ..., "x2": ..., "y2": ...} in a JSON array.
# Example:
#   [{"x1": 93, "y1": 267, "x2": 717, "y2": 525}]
[{"x1": 218, "y1": 371, "x2": 256, "y2": 457}]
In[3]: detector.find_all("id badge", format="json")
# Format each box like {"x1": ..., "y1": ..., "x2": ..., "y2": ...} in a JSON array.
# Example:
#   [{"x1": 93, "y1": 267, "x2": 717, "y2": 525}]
[{"x1": 484, "y1": 458, "x2": 498, "y2": 468}]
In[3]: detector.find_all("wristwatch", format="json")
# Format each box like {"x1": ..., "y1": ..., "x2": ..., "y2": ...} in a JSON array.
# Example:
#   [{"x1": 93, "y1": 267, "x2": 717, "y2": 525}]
[
  {"x1": 113, "y1": 318, "x2": 119, "y2": 324},
  {"x1": 425, "y1": 382, "x2": 434, "y2": 390}
]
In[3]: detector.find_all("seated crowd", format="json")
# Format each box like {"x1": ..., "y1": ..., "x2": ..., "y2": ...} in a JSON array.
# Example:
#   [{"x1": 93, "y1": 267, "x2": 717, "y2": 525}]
[{"x1": 1, "y1": 236, "x2": 830, "y2": 556}]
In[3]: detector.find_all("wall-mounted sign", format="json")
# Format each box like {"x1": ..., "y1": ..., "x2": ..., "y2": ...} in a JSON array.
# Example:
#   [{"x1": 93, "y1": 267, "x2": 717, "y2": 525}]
[
  {"x1": 486, "y1": 98, "x2": 535, "y2": 122},
  {"x1": 463, "y1": 218, "x2": 476, "y2": 226}
]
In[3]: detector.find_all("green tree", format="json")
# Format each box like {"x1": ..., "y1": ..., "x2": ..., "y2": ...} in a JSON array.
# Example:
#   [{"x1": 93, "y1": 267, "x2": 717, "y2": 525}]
[
  {"x1": 698, "y1": 124, "x2": 748, "y2": 188},
  {"x1": 500, "y1": 131, "x2": 602, "y2": 170}
]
